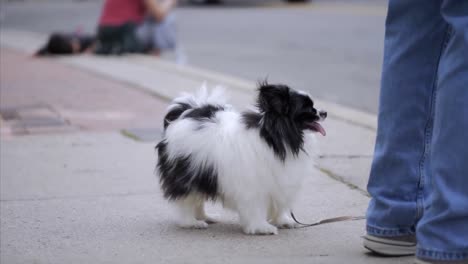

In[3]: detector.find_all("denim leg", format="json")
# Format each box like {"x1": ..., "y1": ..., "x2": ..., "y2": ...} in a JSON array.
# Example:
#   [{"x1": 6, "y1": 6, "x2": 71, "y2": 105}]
[
  {"x1": 136, "y1": 18, "x2": 153, "y2": 49},
  {"x1": 152, "y1": 13, "x2": 177, "y2": 51},
  {"x1": 416, "y1": 1, "x2": 468, "y2": 261},
  {"x1": 136, "y1": 15, "x2": 177, "y2": 52},
  {"x1": 366, "y1": 0, "x2": 449, "y2": 237}
]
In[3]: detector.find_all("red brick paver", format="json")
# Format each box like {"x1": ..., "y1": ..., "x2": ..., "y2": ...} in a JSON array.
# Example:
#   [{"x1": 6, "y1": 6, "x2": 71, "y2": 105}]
[{"x1": 0, "y1": 48, "x2": 168, "y2": 136}]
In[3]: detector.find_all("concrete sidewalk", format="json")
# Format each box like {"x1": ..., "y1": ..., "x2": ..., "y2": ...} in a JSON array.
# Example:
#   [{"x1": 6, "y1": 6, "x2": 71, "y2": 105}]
[{"x1": 1, "y1": 30, "x2": 412, "y2": 264}]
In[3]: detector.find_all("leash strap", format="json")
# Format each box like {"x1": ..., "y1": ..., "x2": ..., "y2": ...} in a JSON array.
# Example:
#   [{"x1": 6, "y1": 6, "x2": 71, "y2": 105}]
[{"x1": 290, "y1": 212, "x2": 365, "y2": 228}]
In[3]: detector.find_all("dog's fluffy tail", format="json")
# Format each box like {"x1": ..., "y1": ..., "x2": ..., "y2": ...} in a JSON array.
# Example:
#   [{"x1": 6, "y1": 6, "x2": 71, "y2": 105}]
[{"x1": 162, "y1": 83, "x2": 229, "y2": 130}]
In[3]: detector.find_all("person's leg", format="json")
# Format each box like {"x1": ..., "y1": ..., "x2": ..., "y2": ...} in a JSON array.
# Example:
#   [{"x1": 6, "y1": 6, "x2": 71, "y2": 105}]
[
  {"x1": 366, "y1": 0, "x2": 449, "y2": 240},
  {"x1": 136, "y1": 18, "x2": 152, "y2": 52},
  {"x1": 416, "y1": 1, "x2": 468, "y2": 262},
  {"x1": 95, "y1": 25, "x2": 125, "y2": 55},
  {"x1": 152, "y1": 13, "x2": 177, "y2": 51},
  {"x1": 136, "y1": 18, "x2": 161, "y2": 55}
]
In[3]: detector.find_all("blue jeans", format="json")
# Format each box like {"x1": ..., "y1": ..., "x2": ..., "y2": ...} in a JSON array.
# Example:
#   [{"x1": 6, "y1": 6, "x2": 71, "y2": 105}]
[
  {"x1": 136, "y1": 14, "x2": 177, "y2": 51},
  {"x1": 366, "y1": 0, "x2": 468, "y2": 261}
]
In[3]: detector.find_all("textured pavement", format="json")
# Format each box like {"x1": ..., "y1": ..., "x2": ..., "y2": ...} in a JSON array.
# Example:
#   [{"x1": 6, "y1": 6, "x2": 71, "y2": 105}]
[{"x1": 0, "y1": 35, "x2": 414, "y2": 264}]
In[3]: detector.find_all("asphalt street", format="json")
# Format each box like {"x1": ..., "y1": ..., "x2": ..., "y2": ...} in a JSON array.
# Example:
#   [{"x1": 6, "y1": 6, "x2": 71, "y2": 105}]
[{"x1": 1, "y1": 0, "x2": 387, "y2": 114}]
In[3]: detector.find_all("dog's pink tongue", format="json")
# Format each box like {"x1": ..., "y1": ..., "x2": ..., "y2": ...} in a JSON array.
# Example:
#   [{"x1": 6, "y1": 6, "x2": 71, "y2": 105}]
[{"x1": 310, "y1": 122, "x2": 326, "y2": 136}]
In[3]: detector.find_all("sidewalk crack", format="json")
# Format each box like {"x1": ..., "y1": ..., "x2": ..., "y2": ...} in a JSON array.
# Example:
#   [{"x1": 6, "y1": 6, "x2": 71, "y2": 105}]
[{"x1": 315, "y1": 166, "x2": 370, "y2": 197}]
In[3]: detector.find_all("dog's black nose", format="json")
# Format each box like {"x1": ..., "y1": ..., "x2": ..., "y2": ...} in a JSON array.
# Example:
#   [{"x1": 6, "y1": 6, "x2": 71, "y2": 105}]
[{"x1": 319, "y1": 110, "x2": 327, "y2": 120}]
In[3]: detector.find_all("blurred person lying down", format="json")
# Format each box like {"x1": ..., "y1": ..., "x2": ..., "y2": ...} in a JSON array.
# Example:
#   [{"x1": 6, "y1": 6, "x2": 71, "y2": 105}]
[
  {"x1": 36, "y1": 33, "x2": 96, "y2": 56},
  {"x1": 95, "y1": 0, "x2": 178, "y2": 55}
]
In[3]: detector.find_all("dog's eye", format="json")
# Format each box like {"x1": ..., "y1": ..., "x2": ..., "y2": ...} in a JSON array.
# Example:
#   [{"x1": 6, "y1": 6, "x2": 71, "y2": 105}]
[{"x1": 306, "y1": 106, "x2": 315, "y2": 113}]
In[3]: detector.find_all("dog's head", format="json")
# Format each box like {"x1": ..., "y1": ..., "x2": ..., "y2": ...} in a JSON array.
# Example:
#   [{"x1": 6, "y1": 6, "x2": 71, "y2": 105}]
[{"x1": 257, "y1": 83, "x2": 327, "y2": 136}]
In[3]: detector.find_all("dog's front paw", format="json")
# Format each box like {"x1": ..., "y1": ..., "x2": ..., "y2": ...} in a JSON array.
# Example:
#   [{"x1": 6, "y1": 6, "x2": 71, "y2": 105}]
[
  {"x1": 178, "y1": 219, "x2": 209, "y2": 229},
  {"x1": 272, "y1": 215, "x2": 299, "y2": 229},
  {"x1": 243, "y1": 223, "x2": 278, "y2": 235}
]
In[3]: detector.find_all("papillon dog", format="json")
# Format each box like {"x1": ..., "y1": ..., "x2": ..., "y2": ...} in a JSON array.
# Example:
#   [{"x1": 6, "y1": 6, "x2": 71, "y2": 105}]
[{"x1": 156, "y1": 82, "x2": 326, "y2": 235}]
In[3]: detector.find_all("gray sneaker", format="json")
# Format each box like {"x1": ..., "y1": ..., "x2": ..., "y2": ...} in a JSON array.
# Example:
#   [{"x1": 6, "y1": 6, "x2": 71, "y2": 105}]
[{"x1": 363, "y1": 234, "x2": 416, "y2": 256}]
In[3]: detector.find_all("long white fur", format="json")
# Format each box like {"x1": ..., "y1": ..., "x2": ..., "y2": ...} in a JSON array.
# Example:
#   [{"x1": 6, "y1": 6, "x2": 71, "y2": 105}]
[{"x1": 161, "y1": 87, "x2": 318, "y2": 235}]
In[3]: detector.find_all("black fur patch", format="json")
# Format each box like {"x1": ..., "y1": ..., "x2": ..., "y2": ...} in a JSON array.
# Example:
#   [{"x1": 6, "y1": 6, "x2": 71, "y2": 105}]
[
  {"x1": 241, "y1": 111, "x2": 262, "y2": 129},
  {"x1": 184, "y1": 105, "x2": 224, "y2": 122},
  {"x1": 241, "y1": 83, "x2": 318, "y2": 161},
  {"x1": 259, "y1": 114, "x2": 304, "y2": 161},
  {"x1": 164, "y1": 103, "x2": 191, "y2": 129},
  {"x1": 156, "y1": 141, "x2": 218, "y2": 200},
  {"x1": 243, "y1": 109, "x2": 304, "y2": 161}
]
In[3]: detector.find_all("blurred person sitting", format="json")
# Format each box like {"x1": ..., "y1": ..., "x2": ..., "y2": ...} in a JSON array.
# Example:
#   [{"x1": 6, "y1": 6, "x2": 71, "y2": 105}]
[
  {"x1": 95, "y1": 0, "x2": 178, "y2": 55},
  {"x1": 35, "y1": 32, "x2": 96, "y2": 56}
]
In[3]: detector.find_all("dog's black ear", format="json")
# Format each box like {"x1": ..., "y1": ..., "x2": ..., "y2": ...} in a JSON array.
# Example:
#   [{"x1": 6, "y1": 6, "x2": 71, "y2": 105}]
[{"x1": 257, "y1": 83, "x2": 290, "y2": 114}]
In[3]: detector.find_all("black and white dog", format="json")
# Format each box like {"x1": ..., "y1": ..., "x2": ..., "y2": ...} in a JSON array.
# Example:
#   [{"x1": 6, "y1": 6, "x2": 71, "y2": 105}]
[{"x1": 156, "y1": 83, "x2": 327, "y2": 235}]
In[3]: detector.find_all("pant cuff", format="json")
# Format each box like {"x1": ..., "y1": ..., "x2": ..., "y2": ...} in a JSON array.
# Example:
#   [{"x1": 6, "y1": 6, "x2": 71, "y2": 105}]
[
  {"x1": 366, "y1": 224, "x2": 415, "y2": 237},
  {"x1": 417, "y1": 247, "x2": 468, "y2": 261}
]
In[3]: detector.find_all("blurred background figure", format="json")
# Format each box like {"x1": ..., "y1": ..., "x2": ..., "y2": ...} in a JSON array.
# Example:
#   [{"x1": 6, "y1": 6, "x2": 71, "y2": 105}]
[
  {"x1": 35, "y1": 32, "x2": 96, "y2": 56},
  {"x1": 95, "y1": 0, "x2": 178, "y2": 56}
]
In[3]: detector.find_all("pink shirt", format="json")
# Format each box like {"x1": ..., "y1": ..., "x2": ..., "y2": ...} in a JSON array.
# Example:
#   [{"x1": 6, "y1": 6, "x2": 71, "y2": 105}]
[{"x1": 99, "y1": 0, "x2": 146, "y2": 26}]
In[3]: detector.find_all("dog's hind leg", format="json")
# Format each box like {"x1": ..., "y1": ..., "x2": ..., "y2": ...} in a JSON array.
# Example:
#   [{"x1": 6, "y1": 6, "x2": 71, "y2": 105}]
[
  {"x1": 237, "y1": 200, "x2": 278, "y2": 235},
  {"x1": 271, "y1": 209, "x2": 298, "y2": 229},
  {"x1": 173, "y1": 196, "x2": 208, "y2": 229},
  {"x1": 269, "y1": 200, "x2": 298, "y2": 229}
]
